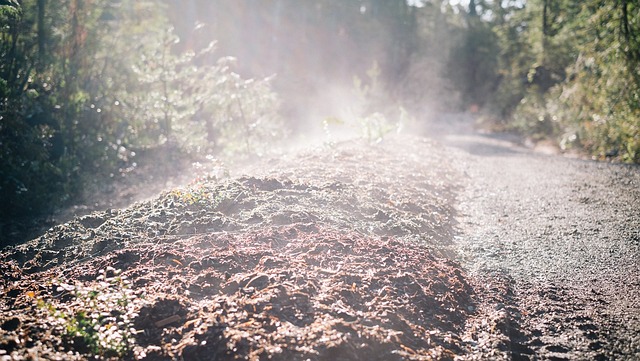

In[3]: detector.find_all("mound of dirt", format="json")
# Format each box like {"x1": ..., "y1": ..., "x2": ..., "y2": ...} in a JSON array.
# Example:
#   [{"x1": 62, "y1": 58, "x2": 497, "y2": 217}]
[{"x1": 0, "y1": 136, "x2": 510, "y2": 360}]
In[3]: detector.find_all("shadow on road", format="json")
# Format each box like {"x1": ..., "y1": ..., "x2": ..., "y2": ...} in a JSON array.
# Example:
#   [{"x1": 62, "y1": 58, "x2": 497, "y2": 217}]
[
  {"x1": 420, "y1": 114, "x2": 528, "y2": 157},
  {"x1": 443, "y1": 134, "x2": 525, "y2": 157}
]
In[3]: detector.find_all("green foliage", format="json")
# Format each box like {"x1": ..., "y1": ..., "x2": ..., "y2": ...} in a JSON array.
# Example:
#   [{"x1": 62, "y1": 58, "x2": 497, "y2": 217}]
[
  {"x1": 104, "y1": 21, "x2": 283, "y2": 157},
  {"x1": 322, "y1": 61, "x2": 407, "y2": 145},
  {"x1": 168, "y1": 184, "x2": 226, "y2": 208},
  {"x1": 353, "y1": 62, "x2": 403, "y2": 143},
  {"x1": 178, "y1": 0, "x2": 419, "y2": 126},
  {"x1": 549, "y1": 1, "x2": 640, "y2": 162},
  {"x1": 511, "y1": 88, "x2": 559, "y2": 141},
  {"x1": 0, "y1": 0, "x2": 284, "y2": 225},
  {"x1": 447, "y1": 15, "x2": 500, "y2": 109},
  {"x1": 551, "y1": 54, "x2": 640, "y2": 161},
  {"x1": 474, "y1": 0, "x2": 640, "y2": 162},
  {"x1": 38, "y1": 268, "x2": 138, "y2": 358},
  {"x1": 0, "y1": 1, "x2": 72, "y2": 217}
]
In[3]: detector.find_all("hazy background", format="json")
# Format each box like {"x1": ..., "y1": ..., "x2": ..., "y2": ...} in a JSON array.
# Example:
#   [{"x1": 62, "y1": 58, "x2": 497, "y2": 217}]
[{"x1": 166, "y1": 0, "x2": 452, "y2": 133}]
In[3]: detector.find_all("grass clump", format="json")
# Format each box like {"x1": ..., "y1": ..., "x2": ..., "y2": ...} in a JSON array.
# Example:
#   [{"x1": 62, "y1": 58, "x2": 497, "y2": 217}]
[{"x1": 37, "y1": 267, "x2": 140, "y2": 358}]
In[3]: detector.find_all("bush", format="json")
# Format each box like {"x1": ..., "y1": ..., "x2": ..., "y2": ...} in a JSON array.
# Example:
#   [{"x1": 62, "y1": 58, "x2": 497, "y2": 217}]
[{"x1": 0, "y1": 1, "x2": 285, "y2": 225}]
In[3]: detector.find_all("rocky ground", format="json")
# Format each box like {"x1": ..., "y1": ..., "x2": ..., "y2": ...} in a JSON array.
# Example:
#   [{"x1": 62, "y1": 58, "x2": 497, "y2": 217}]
[
  {"x1": 438, "y1": 117, "x2": 640, "y2": 360},
  {"x1": 1, "y1": 118, "x2": 639, "y2": 360}
]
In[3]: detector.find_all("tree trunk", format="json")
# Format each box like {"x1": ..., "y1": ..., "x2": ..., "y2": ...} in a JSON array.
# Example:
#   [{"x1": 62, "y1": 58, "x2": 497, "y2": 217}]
[
  {"x1": 542, "y1": 0, "x2": 549, "y2": 64},
  {"x1": 469, "y1": 0, "x2": 477, "y2": 17},
  {"x1": 37, "y1": 0, "x2": 46, "y2": 69},
  {"x1": 619, "y1": 0, "x2": 638, "y2": 63}
]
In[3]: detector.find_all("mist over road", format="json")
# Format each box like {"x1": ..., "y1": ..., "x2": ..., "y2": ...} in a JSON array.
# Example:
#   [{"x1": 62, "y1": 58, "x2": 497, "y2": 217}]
[{"x1": 431, "y1": 116, "x2": 640, "y2": 359}]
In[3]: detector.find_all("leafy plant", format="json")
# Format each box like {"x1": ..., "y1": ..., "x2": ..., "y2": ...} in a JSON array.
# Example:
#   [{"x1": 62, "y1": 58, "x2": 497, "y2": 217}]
[
  {"x1": 321, "y1": 61, "x2": 406, "y2": 145},
  {"x1": 0, "y1": 0, "x2": 287, "y2": 228},
  {"x1": 168, "y1": 184, "x2": 227, "y2": 208},
  {"x1": 37, "y1": 267, "x2": 139, "y2": 358}
]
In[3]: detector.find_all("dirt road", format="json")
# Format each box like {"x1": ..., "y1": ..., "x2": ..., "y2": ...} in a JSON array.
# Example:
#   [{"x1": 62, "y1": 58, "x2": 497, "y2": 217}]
[
  {"x1": 1, "y1": 116, "x2": 639, "y2": 360},
  {"x1": 432, "y1": 116, "x2": 640, "y2": 360}
]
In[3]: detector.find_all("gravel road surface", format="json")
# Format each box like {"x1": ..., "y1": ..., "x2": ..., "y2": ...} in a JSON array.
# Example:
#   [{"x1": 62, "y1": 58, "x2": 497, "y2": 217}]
[{"x1": 430, "y1": 116, "x2": 640, "y2": 360}]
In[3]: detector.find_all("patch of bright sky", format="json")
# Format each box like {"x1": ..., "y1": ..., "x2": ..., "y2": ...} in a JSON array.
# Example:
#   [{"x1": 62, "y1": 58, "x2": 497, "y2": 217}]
[{"x1": 407, "y1": 0, "x2": 470, "y2": 7}]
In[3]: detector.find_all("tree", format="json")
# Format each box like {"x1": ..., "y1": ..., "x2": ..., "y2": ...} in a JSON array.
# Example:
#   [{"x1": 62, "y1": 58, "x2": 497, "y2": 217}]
[
  {"x1": 0, "y1": 0, "x2": 285, "y2": 226},
  {"x1": 446, "y1": 0, "x2": 500, "y2": 110},
  {"x1": 549, "y1": 0, "x2": 640, "y2": 161}
]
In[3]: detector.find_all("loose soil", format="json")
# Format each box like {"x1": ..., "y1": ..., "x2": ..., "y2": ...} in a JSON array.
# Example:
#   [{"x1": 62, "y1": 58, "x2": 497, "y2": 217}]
[
  {"x1": 1, "y1": 121, "x2": 639, "y2": 360},
  {"x1": 0, "y1": 137, "x2": 510, "y2": 360}
]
